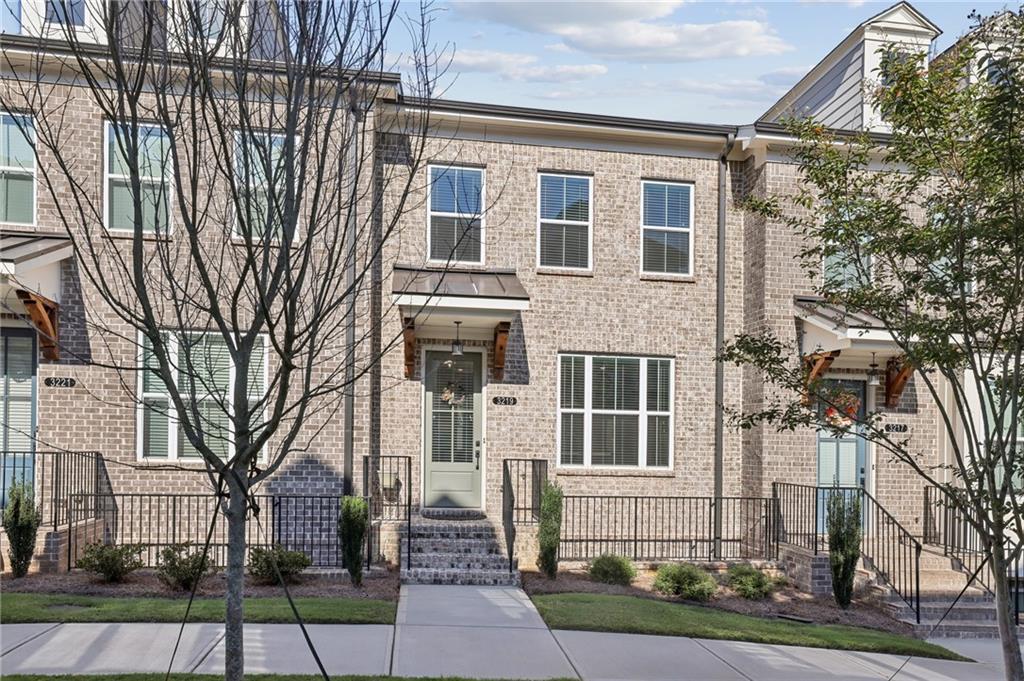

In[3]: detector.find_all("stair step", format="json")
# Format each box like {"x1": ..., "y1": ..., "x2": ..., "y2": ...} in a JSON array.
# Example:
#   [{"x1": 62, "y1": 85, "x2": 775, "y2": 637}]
[
  {"x1": 419, "y1": 508, "x2": 488, "y2": 520},
  {"x1": 401, "y1": 567, "x2": 520, "y2": 586},
  {"x1": 409, "y1": 538, "x2": 505, "y2": 554},
  {"x1": 411, "y1": 553, "x2": 517, "y2": 570}
]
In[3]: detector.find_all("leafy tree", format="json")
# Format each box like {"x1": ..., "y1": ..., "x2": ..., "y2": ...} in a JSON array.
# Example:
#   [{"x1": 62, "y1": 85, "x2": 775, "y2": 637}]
[
  {"x1": 722, "y1": 11, "x2": 1023, "y2": 679},
  {"x1": 826, "y1": 491, "x2": 861, "y2": 609}
]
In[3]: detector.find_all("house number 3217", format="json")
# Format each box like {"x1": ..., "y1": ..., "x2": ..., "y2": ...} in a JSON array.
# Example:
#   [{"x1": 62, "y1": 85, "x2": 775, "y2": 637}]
[{"x1": 492, "y1": 396, "x2": 517, "y2": 406}]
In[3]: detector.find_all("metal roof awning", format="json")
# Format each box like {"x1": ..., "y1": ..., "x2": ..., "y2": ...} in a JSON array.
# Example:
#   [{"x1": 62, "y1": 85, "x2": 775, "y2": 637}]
[
  {"x1": 794, "y1": 295, "x2": 900, "y2": 356},
  {"x1": 1, "y1": 231, "x2": 75, "y2": 361},
  {"x1": 391, "y1": 265, "x2": 530, "y2": 380}
]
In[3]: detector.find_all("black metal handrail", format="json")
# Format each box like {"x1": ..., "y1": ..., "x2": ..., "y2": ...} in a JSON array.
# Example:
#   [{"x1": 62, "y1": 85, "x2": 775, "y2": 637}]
[
  {"x1": 67, "y1": 492, "x2": 378, "y2": 571},
  {"x1": 773, "y1": 482, "x2": 920, "y2": 623},
  {"x1": 2, "y1": 450, "x2": 105, "y2": 526},
  {"x1": 501, "y1": 461, "x2": 516, "y2": 574},
  {"x1": 361, "y1": 455, "x2": 412, "y2": 569},
  {"x1": 559, "y1": 495, "x2": 777, "y2": 562},
  {"x1": 503, "y1": 458, "x2": 548, "y2": 524}
]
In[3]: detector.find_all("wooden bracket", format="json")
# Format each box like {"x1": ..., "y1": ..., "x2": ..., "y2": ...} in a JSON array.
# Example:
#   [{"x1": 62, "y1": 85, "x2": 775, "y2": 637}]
[
  {"x1": 493, "y1": 321, "x2": 511, "y2": 381},
  {"x1": 402, "y1": 317, "x2": 415, "y2": 379},
  {"x1": 885, "y1": 356, "x2": 913, "y2": 408},
  {"x1": 15, "y1": 289, "x2": 60, "y2": 361},
  {"x1": 802, "y1": 350, "x2": 840, "y2": 404}
]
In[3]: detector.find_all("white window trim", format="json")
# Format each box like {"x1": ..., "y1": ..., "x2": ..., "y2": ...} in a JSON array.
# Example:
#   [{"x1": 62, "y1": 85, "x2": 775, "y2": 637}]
[
  {"x1": 556, "y1": 353, "x2": 674, "y2": 470},
  {"x1": 231, "y1": 129, "x2": 298, "y2": 241},
  {"x1": 0, "y1": 111, "x2": 37, "y2": 227},
  {"x1": 425, "y1": 164, "x2": 486, "y2": 266},
  {"x1": 640, "y1": 179, "x2": 694, "y2": 277},
  {"x1": 136, "y1": 330, "x2": 269, "y2": 462},
  {"x1": 103, "y1": 121, "x2": 173, "y2": 234},
  {"x1": 536, "y1": 172, "x2": 593, "y2": 272}
]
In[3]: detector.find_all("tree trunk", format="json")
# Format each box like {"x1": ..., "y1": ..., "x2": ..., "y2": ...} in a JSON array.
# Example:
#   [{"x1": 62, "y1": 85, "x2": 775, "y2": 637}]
[
  {"x1": 991, "y1": 543, "x2": 1024, "y2": 681},
  {"x1": 224, "y1": 480, "x2": 248, "y2": 681}
]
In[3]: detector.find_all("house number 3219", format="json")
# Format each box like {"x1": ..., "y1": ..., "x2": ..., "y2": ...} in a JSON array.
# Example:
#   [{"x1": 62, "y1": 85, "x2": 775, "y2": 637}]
[{"x1": 492, "y1": 396, "x2": 517, "y2": 406}]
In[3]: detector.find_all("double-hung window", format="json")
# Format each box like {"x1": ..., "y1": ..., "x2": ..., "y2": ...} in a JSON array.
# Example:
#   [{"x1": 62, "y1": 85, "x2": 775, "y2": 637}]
[
  {"x1": 139, "y1": 332, "x2": 266, "y2": 461},
  {"x1": 558, "y1": 354, "x2": 673, "y2": 468},
  {"x1": 0, "y1": 113, "x2": 34, "y2": 225},
  {"x1": 106, "y1": 122, "x2": 171, "y2": 233},
  {"x1": 428, "y1": 165, "x2": 483, "y2": 263},
  {"x1": 45, "y1": 0, "x2": 85, "y2": 26},
  {"x1": 642, "y1": 180, "x2": 693, "y2": 275},
  {"x1": 235, "y1": 131, "x2": 288, "y2": 239},
  {"x1": 538, "y1": 173, "x2": 591, "y2": 269}
]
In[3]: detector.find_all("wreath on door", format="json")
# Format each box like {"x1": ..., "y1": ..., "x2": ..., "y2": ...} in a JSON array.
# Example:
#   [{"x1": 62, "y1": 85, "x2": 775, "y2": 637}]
[
  {"x1": 441, "y1": 381, "x2": 466, "y2": 406},
  {"x1": 824, "y1": 390, "x2": 860, "y2": 428}
]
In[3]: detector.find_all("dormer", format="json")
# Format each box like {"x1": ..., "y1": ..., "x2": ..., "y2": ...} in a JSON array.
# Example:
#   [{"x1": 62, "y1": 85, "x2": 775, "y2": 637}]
[{"x1": 761, "y1": 2, "x2": 940, "y2": 133}]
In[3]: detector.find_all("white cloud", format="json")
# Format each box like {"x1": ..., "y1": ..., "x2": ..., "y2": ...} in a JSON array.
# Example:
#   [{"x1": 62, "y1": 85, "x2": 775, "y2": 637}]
[
  {"x1": 450, "y1": 49, "x2": 607, "y2": 83},
  {"x1": 544, "y1": 42, "x2": 572, "y2": 53},
  {"x1": 452, "y1": 1, "x2": 793, "y2": 62}
]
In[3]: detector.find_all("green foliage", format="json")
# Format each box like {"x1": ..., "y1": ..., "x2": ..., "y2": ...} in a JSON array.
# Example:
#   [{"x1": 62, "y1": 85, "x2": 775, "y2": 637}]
[
  {"x1": 248, "y1": 545, "x2": 311, "y2": 584},
  {"x1": 536, "y1": 481, "x2": 563, "y2": 579},
  {"x1": 652, "y1": 563, "x2": 717, "y2": 602},
  {"x1": 586, "y1": 553, "x2": 636, "y2": 586},
  {"x1": 2, "y1": 483, "x2": 42, "y2": 578},
  {"x1": 725, "y1": 564, "x2": 775, "y2": 600},
  {"x1": 339, "y1": 496, "x2": 369, "y2": 586},
  {"x1": 827, "y1": 491, "x2": 862, "y2": 609},
  {"x1": 77, "y1": 543, "x2": 144, "y2": 583},
  {"x1": 156, "y1": 542, "x2": 217, "y2": 591}
]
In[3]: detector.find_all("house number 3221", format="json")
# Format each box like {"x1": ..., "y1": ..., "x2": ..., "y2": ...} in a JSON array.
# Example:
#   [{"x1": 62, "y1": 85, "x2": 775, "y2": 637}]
[
  {"x1": 44, "y1": 377, "x2": 77, "y2": 388},
  {"x1": 492, "y1": 396, "x2": 517, "y2": 406}
]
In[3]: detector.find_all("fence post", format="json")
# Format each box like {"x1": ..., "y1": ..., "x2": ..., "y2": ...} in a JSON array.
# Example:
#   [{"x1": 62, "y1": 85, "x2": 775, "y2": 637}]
[
  {"x1": 633, "y1": 497, "x2": 639, "y2": 561},
  {"x1": 813, "y1": 487, "x2": 820, "y2": 556}
]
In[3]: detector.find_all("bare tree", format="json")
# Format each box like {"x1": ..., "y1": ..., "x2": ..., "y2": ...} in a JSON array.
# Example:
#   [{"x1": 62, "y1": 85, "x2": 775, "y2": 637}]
[{"x1": 1, "y1": 1, "x2": 449, "y2": 678}]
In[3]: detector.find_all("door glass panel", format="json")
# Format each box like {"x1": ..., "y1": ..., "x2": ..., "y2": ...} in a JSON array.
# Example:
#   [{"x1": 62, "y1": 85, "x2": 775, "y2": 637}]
[{"x1": 429, "y1": 356, "x2": 476, "y2": 464}]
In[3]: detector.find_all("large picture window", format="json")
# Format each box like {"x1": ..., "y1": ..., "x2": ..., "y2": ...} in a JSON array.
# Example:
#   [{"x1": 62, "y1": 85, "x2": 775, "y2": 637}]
[
  {"x1": 138, "y1": 332, "x2": 266, "y2": 461},
  {"x1": 538, "y1": 173, "x2": 591, "y2": 270},
  {"x1": 0, "y1": 113, "x2": 35, "y2": 225},
  {"x1": 105, "y1": 122, "x2": 171, "y2": 232},
  {"x1": 642, "y1": 180, "x2": 692, "y2": 275},
  {"x1": 557, "y1": 354, "x2": 673, "y2": 468},
  {"x1": 428, "y1": 165, "x2": 483, "y2": 263}
]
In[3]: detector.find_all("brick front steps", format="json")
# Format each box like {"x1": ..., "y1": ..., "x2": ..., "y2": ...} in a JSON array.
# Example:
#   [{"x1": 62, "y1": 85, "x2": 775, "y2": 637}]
[{"x1": 400, "y1": 515, "x2": 519, "y2": 586}]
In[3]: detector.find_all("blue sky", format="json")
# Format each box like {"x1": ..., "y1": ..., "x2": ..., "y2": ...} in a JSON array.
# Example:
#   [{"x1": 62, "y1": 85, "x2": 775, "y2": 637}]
[{"x1": 393, "y1": 1, "x2": 1007, "y2": 124}]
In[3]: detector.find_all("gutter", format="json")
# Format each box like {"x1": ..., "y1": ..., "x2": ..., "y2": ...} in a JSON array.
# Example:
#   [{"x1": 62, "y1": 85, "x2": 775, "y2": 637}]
[{"x1": 714, "y1": 132, "x2": 737, "y2": 559}]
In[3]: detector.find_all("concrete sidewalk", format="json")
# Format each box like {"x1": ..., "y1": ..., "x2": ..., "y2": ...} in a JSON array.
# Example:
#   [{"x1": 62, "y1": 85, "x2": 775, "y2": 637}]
[{"x1": 0, "y1": 585, "x2": 1007, "y2": 680}]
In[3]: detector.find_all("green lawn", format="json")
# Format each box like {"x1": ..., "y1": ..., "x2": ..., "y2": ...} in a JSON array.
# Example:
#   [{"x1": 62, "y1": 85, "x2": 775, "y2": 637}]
[
  {"x1": 531, "y1": 593, "x2": 967, "y2": 661},
  {"x1": 0, "y1": 593, "x2": 395, "y2": 625}
]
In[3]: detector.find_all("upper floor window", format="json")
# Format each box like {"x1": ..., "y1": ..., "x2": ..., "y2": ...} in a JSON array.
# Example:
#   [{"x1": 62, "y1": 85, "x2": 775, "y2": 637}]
[
  {"x1": 538, "y1": 173, "x2": 590, "y2": 270},
  {"x1": 428, "y1": 165, "x2": 483, "y2": 264},
  {"x1": 1, "y1": 0, "x2": 21, "y2": 34},
  {"x1": 642, "y1": 180, "x2": 693, "y2": 276},
  {"x1": 45, "y1": 0, "x2": 85, "y2": 26},
  {"x1": 558, "y1": 353, "x2": 673, "y2": 469},
  {"x1": 139, "y1": 331, "x2": 266, "y2": 461},
  {"x1": 234, "y1": 130, "x2": 288, "y2": 239},
  {"x1": 823, "y1": 247, "x2": 870, "y2": 290},
  {"x1": 106, "y1": 122, "x2": 171, "y2": 233},
  {"x1": 0, "y1": 113, "x2": 34, "y2": 225}
]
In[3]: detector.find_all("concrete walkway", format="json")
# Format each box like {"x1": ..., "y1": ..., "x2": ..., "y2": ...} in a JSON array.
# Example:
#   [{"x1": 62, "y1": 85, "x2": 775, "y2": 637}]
[{"x1": 0, "y1": 585, "x2": 1009, "y2": 680}]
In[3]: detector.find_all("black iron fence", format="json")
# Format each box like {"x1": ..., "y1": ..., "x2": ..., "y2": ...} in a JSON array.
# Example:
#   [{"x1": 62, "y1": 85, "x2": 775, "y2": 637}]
[
  {"x1": 559, "y1": 495, "x2": 778, "y2": 562},
  {"x1": 504, "y1": 458, "x2": 548, "y2": 524},
  {"x1": 1, "y1": 450, "x2": 104, "y2": 526},
  {"x1": 773, "y1": 482, "x2": 921, "y2": 623},
  {"x1": 362, "y1": 455, "x2": 412, "y2": 568},
  {"x1": 67, "y1": 492, "x2": 378, "y2": 570}
]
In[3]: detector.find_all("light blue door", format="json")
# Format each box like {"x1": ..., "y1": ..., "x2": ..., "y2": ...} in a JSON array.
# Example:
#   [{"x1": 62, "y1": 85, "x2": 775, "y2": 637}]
[
  {"x1": 817, "y1": 379, "x2": 867, "y2": 529},
  {"x1": 1, "y1": 329, "x2": 37, "y2": 505}
]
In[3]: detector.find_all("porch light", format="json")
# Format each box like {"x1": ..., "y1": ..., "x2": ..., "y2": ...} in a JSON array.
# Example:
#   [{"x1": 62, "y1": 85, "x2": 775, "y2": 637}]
[
  {"x1": 451, "y1": 321, "x2": 464, "y2": 357},
  {"x1": 868, "y1": 353, "x2": 881, "y2": 387}
]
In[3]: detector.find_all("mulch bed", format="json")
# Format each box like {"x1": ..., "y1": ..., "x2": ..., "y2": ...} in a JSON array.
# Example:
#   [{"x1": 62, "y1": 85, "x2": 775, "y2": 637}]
[
  {"x1": 1, "y1": 567, "x2": 401, "y2": 601},
  {"x1": 521, "y1": 567, "x2": 915, "y2": 637}
]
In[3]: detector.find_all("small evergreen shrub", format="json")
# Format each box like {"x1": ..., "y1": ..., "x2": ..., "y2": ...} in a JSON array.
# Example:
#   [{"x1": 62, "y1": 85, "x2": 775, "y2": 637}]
[
  {"x1": 536, "y1": 481, "x2": 563, "y2": 579},
  {"x1": 827, "y1": 490, "x2": 862, "y2": 609},
  {"x1": 77, "y1": 543, "x2": 144, "y2": 582},
  {"x1": 339, "y1": 496, "x2": 369, "y2": 586},
  {"x1": 586, "y1": 553, "x2": 636, "y2": 586},
  {"x1": 156, "y1": 542, "x2": 217, "y2": 591},
  {"x1": 726, "y1": 564, "x2": 774, "y2": 600},
  {"x1": 2, "y1": 483, "x2": 41, "y2": 578},
  {"x1": 653, "y1": 563, "x2": 717, "y2": 602},
  {"x1": 248, "y1": 545, "x2": 311, "y2": 584}
]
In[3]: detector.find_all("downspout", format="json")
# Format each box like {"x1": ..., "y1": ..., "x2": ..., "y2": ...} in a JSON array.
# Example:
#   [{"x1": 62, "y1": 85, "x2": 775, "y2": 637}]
[
  {"x1": 714, "y1": 132, "x2": 736, "y2": 559},
  {"x1": 343, "y1": 93, "x2": 364, "y2": 496}
]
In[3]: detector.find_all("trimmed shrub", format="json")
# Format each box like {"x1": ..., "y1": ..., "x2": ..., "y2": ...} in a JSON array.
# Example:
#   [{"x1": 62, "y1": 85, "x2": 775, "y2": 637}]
[
  {"x1": 339, "y1": 496, "x2": 369, "y2": 586},
  {"x1": 586, "y1": 553, "x2": 636, "y2": 586},
  {"x1": 2, "y1": 483, "x2": 41, "y2": 578},
  {"x1": 536, "y1": 481, "x2": 563, "y2": 579},
  {"x1": 77, "y1": 543, "x2": 144, "y2": 582},
  {"x1": 248, "y1": 545, "x2": 311, "y2": 584},
  {"x1": 726, "y1": 564, "x2": 774, "y2": 600},
  {"x1": 653, "y1": 563, "x2": 717, "y2": 602},
  {"x1": 156, "y1": 542, "x2": 217, "y2": 591},
  {"x1": 827, "y1": 490, "x2": 862, "y2": 609}
]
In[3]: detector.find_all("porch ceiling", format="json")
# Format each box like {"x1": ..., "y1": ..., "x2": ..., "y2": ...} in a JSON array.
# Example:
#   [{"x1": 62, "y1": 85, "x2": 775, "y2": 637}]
[
  {"x1": 794, "y1": 296, "x2": 903, "y2": 365},
  {"x1": 1, "y1": 231, "x2": 74, "y2": 360}
]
